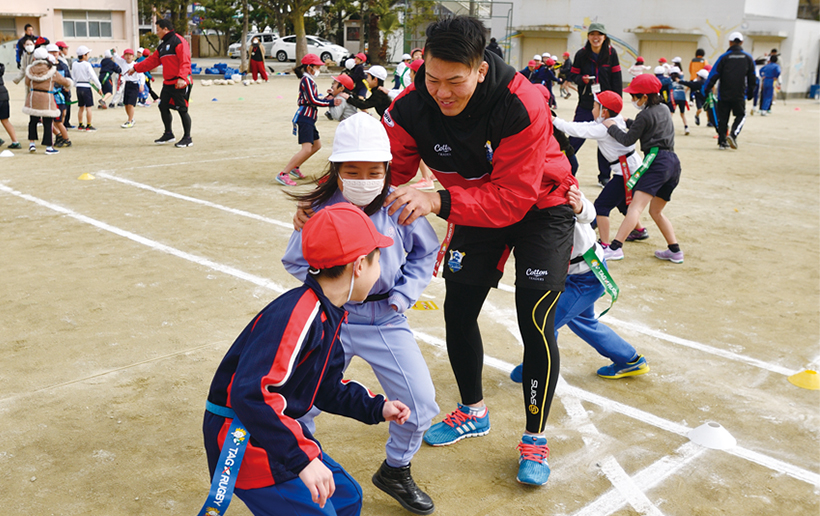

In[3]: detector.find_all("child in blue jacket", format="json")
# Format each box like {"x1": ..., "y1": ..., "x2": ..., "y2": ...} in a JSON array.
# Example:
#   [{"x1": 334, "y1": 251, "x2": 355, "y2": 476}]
[
  {"x1": 202, "y1": 203, "x2": 408, "y2": 516},
  {"x1": 284, "y1": 113, "x2": 439, "y2": 515}
]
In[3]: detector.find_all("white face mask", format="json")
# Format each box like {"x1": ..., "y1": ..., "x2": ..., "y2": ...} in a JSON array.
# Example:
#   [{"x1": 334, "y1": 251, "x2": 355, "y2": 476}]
[
  {"x1": 595, "y1": 115, "x2": 605, "y2": 123},
  {"x1": 341, "y1": 178, "x2": 384, "y2": 206},
  {"x1": 25, "y1": 45, "x2": 34, "y2": 54},
  {"x1": 632, "y1": 100, "x2": 644, "y2": 111}
]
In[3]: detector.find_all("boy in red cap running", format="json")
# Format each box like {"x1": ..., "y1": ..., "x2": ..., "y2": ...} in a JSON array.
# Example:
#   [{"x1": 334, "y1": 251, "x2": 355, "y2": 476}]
[{"x1": 201, "y1": 203, "x2": 410, "y2": 516}]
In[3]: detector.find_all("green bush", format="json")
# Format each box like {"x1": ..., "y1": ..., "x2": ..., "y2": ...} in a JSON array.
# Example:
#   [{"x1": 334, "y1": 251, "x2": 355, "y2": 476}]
[{"x1": 140, "y1": 32, "x2": 159, "y2": 51}]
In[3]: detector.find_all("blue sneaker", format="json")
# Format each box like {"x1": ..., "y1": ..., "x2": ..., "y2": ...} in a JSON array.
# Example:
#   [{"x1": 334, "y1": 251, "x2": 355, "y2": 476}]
[
  {"x1": 597, "y1": 355, "x2": 649, "y2": 379},
  {"x1": 423, "y1": 404, "x2": 490, "y2": 446},
  {"x1": 516, "y1": 435, "x2": 551, "y2": 485},
  {"x1": 510, "y1": 364, "x2": 523, "y2": 383}
]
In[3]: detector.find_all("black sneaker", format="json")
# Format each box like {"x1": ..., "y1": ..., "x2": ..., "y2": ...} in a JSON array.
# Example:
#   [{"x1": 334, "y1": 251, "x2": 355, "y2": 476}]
[
  {"x1": 718, "y1": 142, "x2": 730, "y2": 150},
  {"x1": 694, "y1": 114, "x2": 700, "y2": 126},
  {"x1": 77, "y1": 123, "x2": 86, "y2": 131},
  {"x1": 727, "y1": 135, "x2": 738, "y2": 149},
  {"x1": 372, "y1": 461, "x2": 434, "y2": 515},
  {"x1": 54, "y1": 135, "x2": 64, "y2": 145},
  {"x1": 65, "y1": 123, "x2": 76, "y2": 129},
  {"x1": 85, "y1": 125, "x2": 97, "y2": 132},
  {"x1": 154, "y1": 133, "x2": 175, "y2": 144},
  {"x1": 174, "y1": 136, "x2": 193, "y2": 148},
  {"x1": 56, "y1": 140, "x2": 72, "y2": 148},
  {"x1": 626, "y1": 228, "x2": 649, "y2": 241}
]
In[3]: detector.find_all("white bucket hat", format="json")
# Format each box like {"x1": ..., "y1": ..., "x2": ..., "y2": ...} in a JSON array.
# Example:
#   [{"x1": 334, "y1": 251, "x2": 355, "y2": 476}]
[
  {"x1": 76, "y1": 45, "x2": 91, "y2": 56},
  {"x1": 33, "y1": 47, "x2": 49, "y2": 60},
  {"x1": 329, "y1": 113, "x2": 392, "y2": 163},
  {"x1": 367, "y1": 65, "x2": 388, "y2": 81},
  {"x1": 697, "y1": 68, "x2": 709, "y2": 79}
]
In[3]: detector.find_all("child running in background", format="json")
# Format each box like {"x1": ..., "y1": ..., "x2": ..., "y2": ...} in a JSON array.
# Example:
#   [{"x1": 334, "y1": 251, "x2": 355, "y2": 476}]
[
  {"x1": 603, "y1": 74, "x2": 683, "y2": 264},
  {"x1": 202, "y1": 202, "x2": 409, "y2": 516},
  {"x1": 669, "y1": 70, "x2": 690, "y2": 134},
  {"x1": 677, "y1": 68, "x2": 709, "y2": 127},
  {"x1": 350, "y1": 52, "x2": 368, "y2": 98},
  {"x1": 509, "y1": 185, "x2": 649, "y2": 382},
  {"x1": 284, "y1": 113, "x2": 439, "y2": 515},
  {"x1": 0, "y1": 60, "x2": 21, "y2": 149},
  {"x1": 72, "y1": 45, "x2": 102, "y2": 132},
  {"x1": 97, "y1": 49, "x2": 122, "y2": 109},
  {"x1": 552, "y1": 91, "x2": 648, "y2": 250},
  {"x1": 628, "y1": 56, "x2": 651, "y2": 78},
  {"x1": 654, "y1": 66, "x2": 676, "y2": 113},
  {"x1": 277, "y1": 54, "x2": 341, "y2": 187}
]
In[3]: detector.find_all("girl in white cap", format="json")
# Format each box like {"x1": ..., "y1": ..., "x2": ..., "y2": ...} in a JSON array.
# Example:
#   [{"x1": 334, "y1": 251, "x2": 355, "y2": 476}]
[
  {"x1": 277, "y1": 54, "x2": 340, "y2": 186},
  {"x1": 71, "y1": 45, "x2": 102, "y2": 131},
  {"x1": 284, "y1": 112, "x2": 439, "y2": 515}
]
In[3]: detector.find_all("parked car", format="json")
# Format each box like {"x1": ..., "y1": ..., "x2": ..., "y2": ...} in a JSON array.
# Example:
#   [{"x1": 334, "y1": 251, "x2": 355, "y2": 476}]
[
  {"x1": 228, "y1": 32, "x2": 278, "y2": 59},
  {"x1": 270, "y1": 35, "x2": 348, "y2": 64}
]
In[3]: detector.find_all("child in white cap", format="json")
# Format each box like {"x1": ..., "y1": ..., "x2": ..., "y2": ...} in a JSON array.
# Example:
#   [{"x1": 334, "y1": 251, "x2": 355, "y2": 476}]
[
  {"x1": 284, "y1": 112, "x2": 439, "y2": 515},
  {"x1": 71, "y1": 45, "x2": 102, "y2": 131},
  {"x1": 338, "y1": 66, "x2": 392, "y2": 119}
]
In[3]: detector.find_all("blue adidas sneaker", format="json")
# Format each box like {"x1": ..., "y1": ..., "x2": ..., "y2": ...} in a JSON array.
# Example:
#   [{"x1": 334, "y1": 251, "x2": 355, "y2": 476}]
[
  {"x1": 510, "y1": 364, "x2": 523, "y2": 383},
  {"x1": 597, "y1": 355, "x2": 649, "y2": 379},
  {"x1": 517, "y1": 434, "x2": 551, "y2": 485},
  {"x1": 423, "y1": 404, "x2": 490, "y2": 446}
]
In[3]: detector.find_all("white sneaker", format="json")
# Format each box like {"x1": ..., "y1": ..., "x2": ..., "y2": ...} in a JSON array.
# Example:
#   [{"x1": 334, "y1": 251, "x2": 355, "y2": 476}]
[
  {"x1": 603, "y1": 246, "x2": 624, "y2": 261},
  {"x1": 121, "y1": 120, "x2": 135, "y2": 128},
  {"x1": 29, "y1": 144, "x2": 36, "y2": 153}
]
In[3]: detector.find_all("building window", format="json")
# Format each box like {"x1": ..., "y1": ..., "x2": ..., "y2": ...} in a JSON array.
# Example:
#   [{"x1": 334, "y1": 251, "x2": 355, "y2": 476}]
[
  {"x1": 63, "y1": 11, "x2": 113, "y2": 39},
  {"x1": 0, "y1": 18, "x2": 16, "y2": 44}
]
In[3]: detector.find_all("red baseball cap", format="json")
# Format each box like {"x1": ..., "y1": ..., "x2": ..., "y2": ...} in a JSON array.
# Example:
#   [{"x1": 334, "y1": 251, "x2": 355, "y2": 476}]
[
  {"x1": 410, "y1": 47, "x2": 423, "y2": 55},
  {"x1": 563, "y1": 52, "x2": 570, "y2": 58},
  {"x1": 624, "y1": 74, "x2": 662, "y2": 95},
  {"x1": 658, "y1": 57, "x2": 667, "y2": 63},
  {"x1": 703, "y1": 64, "x2": 713, "y2": 71},
  {"x1": 527, "y1": 60, "x2": 536, "y2": 67},
  {"x1": 332, "y1": 74, "x2": 354, "y2": 91},
  {"x1": 123, "y1": 48, "x2": 134, "y2": 55},
  {"x1": 301, "y1": 54, "x2": 324, "y2": 66},
  {"x1": 355, "y1": 52, "x2": 367, "y2": 62},
  {"x1": 545, "y1": 58, "x2": 555, "y2": 67},
  {"x1": 143, "y1": 49, "x2": 150, "y2": 57},
  {"x1": 56, "y1": 41, "x2": 68, "y2": 49},
  {"x1": 635, "y1": 56, "x2": 644, "y2": 63},
  {"x1": 302, "y1": 203, "x2": 393, "y2": 269},
  {"x1": 408, "y1": 59, "x2": 424, "y2": 73},
  {"x1": 594, "y1": 90, "x2": 623, "y2": 114}
]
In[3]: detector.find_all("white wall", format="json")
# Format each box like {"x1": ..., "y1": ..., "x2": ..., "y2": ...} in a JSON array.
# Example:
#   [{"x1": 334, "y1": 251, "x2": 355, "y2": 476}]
[
  {"x1": 784, "y1": 19, "x2": 820, "y2": 94},
  {"x1": 744, "y1": 0, "x2": 798, "y2": 19}
]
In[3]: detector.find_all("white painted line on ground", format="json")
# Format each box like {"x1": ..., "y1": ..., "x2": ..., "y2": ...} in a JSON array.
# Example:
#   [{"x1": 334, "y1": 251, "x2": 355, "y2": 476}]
[
  {"x1": 0, "y1": 184, "x2": 287, "y2": 295},
  {"x1": 571, "y1": 442, "x2": 707, "y2": 516},
  {"x1": 119, "y1": 155, "x2": 252, "y2": 171},
  {"x1": 559, "y1": 379, "x2": 664, "y2": 516},
  {"x1": 496, "y1": 280, "x2": 798, "y2": 377},
  {"x1": 411, "y1": 329, "x2": 820, "y2": 487},
  {"x1": 96, "y1": 172, "x2": 797, "y2": 377},
  {"x1": 97, "y1": 172, "x2": 293, "y2": 229},
  {"x1": 8, "y1": 185, "x2": 815, "y2": 487}
]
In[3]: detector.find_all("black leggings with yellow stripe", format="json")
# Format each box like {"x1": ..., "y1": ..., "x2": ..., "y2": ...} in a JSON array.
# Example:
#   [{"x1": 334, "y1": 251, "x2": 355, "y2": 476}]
[{"x1": 444, "y1": 281, "x2": 561, "y2": 434}]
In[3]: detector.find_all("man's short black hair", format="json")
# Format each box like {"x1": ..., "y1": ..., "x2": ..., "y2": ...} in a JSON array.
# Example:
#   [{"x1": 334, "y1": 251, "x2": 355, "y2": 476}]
[
  {"x1": 24, "y1": 23, "x2": 32, "y2": 30},
  {"x1": 156, "y1": 19, "x2": 174, "y2": 31},
  {"x1": 770, "y1": 55, "x2": 778, "y2": 63},
  {"x1": 696, "y1": 48, "x2": 705, "y2": 57},
  {"x1": 424, "y1": 16, "x2": 486, "y2": 69},
  {"x1": 771, "y1": 48, "x2": 778, "y2": 54}
]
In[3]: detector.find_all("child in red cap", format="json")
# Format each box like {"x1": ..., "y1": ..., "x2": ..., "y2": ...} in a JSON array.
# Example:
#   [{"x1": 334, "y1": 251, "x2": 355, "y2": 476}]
[
  {"x1": 201, "y1": 202, "x2": 409, "y2": 516},
  {"x1": 603, "y1": 74, "x2": 684, "y2": 263},
  {"x1": 277, "y1": 54, "x2": 341, "y2": 186}
]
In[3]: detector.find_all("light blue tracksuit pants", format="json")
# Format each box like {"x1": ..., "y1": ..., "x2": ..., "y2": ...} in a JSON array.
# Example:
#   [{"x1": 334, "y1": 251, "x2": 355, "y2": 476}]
[{"x1": 300, "y1": 310, "x2": 439, "y2": 468}]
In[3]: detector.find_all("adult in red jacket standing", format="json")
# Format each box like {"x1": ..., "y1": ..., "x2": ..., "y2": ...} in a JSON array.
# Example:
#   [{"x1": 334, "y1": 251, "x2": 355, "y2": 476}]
[
  {"x1": 382, "y1": 16, "x2": 576, "y2": 487},
  {"x1": 127, "y1": 19, "x2": 193, "y2": 147}
]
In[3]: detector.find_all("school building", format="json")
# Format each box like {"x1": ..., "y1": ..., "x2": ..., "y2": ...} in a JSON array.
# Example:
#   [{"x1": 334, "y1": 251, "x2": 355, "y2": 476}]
[
  {"x1": 485, "y1": 0, "x2": 820, "y2": 97},
  {"x1": 0, "y1": 0, "x2": 139, "y2": 65}
]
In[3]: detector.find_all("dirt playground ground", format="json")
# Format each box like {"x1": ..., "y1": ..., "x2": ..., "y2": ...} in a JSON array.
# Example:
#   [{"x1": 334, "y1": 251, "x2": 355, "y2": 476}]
[{"x1": 1, "y1": 73, "x2": 818, "y2": 516}]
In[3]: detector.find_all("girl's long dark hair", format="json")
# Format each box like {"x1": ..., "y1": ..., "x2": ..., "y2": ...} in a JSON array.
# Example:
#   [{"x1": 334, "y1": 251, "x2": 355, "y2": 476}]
[
  {"x1": 288, "y1": 162, "x2": 392, "y2": 217},
  {"x1": 584, "y1": 36, "x2": 612, "y2": 65}
]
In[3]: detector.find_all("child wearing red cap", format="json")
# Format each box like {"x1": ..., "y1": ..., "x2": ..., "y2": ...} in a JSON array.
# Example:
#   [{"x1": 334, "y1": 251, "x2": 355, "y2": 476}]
[
  {"x1": 116, "y1": 49, "x2": 144, "y2": 128},
  {"x1": 350, "y1": 53, "x2": 368, "y2": 98},
  {"x1": 553, "y1": 90, "x2": 649, "y2": 247},
  {"x1": 284, "y1": 113, "x2": 439, "y2": 515},
  {"x1": 628, "y1": 56, "x2": 651, "y2": 78},
  {"x1": 277, "y1": 54, "x2": 340, "y2": 186},
  {"x1": 201, "y1": 202, "x2": 409, "y2": 516},
  {"x1": 603, "y1": 73, "x2": 683, "y2": 263},
  {"x1": 324, "y1": 74, "x2": 357, "y2": 122}
]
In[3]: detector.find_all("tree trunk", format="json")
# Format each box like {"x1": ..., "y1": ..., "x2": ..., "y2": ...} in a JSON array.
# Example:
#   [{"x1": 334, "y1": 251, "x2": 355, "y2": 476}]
[
  {"x1": 367, "y1": 9, "x2": 381, "y2": 64},
  {"x1": 358, "y1": 3, "x2": 366, "y2": 53},
  {"x1": 293, "y1": 10, "x2": 308, "y2": 64},
  {"x1": 240, "y1": 0, "x2": 249, "y2": 73}
]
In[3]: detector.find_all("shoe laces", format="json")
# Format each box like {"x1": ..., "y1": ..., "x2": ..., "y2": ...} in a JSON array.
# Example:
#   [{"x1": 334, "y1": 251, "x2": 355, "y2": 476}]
[
  {"x1": 442, "y1": 408, "x2": 475, "y2": 428},
  {"x1": 517, "y1": 441, "x2": 550, "y2": 463}
]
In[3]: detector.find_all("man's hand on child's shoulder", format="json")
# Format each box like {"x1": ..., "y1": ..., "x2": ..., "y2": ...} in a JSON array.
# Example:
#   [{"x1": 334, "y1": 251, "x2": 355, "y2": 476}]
[{"x1": 383, "y1": 400, "x2": 410, "y2": 425}]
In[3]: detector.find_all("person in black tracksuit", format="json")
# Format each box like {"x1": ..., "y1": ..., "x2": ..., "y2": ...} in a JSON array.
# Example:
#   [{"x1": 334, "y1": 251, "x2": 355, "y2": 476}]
[
  {"x1": 702, "y1": 33, "x2": 756, "y2": 150},
  {"x1": 567, "y1": 22, "x2": 623, "y2": 186}
]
